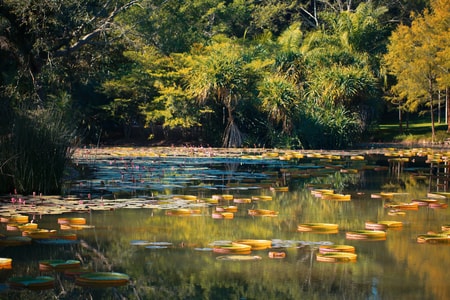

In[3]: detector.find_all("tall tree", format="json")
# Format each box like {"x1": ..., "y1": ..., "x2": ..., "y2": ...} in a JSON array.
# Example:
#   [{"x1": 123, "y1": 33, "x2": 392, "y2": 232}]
[
  {"x1": 301, "y1": 12, "x2": 379, "y2": 109},
  {"x1": 184, "y1": 39, "x2": 258, "y2": 147},
  {"x1": 0, "y1": 0, "x2": 140, "y2": 193},
  {"x1": 120, "y1": 47, "x2": 203, "y2": 139},
  {"x1": 383, "y1": 0, "x2": 450, "y2": 139},
  {"x1": 432, "y1": 0, "x2": 450, "y2": 131},
  {"x1": 0, "y1": 0, "x2": 140, "y2": 106},
  {"x1": 257, "y1": 22, "x2": 305, "y2": 143}
]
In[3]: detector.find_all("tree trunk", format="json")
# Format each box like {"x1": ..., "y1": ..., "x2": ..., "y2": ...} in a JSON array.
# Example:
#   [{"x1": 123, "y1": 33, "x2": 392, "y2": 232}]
[
  {"x1": 222, "y1": 105, "x2": 242, "y2": 148},
  {"x1": 438, "y1": 90, "x2": 441, "y2": 124},
  {"x1": 446, "y1": 87, "x2": 450, "y2": 132},
  {"x1": 429, "y1": 79, "x2": 435, "y2": 143}
]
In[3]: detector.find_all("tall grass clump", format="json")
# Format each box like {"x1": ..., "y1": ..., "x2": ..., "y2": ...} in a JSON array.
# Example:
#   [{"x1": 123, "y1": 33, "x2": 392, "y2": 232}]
[
  {"x1": 0, "y1": 108, "x2": 75, "y2": 195},
  {"x1": 299, "y1": 104, "x2": 363, "y2": 149}
]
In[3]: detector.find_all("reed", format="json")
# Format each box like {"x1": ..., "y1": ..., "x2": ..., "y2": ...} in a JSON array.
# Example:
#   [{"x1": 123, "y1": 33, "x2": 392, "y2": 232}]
[{"x1": 0, "y1": 109, "x2": 75, "y2": 194}]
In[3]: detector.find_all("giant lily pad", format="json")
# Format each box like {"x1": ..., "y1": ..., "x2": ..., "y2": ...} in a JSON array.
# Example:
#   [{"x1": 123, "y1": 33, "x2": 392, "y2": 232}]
[
  {"x1": 75, "y1": 272, "x2": 130, "y2": 287},
  {"x1": 8, "y1": 276, "x2": 55, "y2": 290}
]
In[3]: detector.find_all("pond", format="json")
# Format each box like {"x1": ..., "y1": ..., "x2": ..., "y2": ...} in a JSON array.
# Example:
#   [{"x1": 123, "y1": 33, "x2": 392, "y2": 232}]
[{"x1": 0, "y1": 147, "x2": 449, "y2": 299}]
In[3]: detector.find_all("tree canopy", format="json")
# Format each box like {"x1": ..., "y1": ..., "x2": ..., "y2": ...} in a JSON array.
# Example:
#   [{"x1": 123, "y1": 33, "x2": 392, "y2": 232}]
[{"x1": 383, "y1": 0, "x2": 450, "y2": 137}]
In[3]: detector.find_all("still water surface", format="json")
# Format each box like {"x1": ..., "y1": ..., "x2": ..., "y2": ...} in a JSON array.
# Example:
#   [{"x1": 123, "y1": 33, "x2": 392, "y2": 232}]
[{"x1": 1, "y1": 148, "x2": 449, "y2": 299}]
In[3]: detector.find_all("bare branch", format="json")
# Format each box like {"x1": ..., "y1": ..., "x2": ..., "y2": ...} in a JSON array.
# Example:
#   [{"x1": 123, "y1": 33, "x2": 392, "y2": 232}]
[
  {"x1": 300, "y1": 7, "x2": 318, "y2": 27},
  {"x1": 55, "y1": 0, "x2": 141, "y2": 56}
]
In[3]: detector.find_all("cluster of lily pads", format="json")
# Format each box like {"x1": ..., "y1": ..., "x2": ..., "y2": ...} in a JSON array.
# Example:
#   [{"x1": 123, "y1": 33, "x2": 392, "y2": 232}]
[
  {"x1": 417, "y1": 224, "x2": 450, "y2": 244},
  {"x1": 0, "y1": 214, "x2": 95, "y2": 246},
  {"x1": 68, "y1": 146, "x2": 391, "y2": 203},
  {"x1": 6, "y1": 263, "x2": 129, "y2": 291},
  {"x1": 369, "y1": 191, "x2": 449, "y2": 243},
  {"x1": 0, "y1": 214, "x2": 129, "y2": 291},
  {"x1": 1, "y1": 145, "x2": 449, "y2": 273},
  {"x1": 130, "y1": 237, "x2": 340, "y2": 261},
  {"x1": 0, "y1": 145, "x2": 412, "y2": 219}
]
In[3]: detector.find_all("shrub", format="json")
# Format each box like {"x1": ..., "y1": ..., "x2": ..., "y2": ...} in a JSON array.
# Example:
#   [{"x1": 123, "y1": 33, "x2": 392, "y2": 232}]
[{"x1": 0, "y1": 109, "x2": 75, "y2": 194}]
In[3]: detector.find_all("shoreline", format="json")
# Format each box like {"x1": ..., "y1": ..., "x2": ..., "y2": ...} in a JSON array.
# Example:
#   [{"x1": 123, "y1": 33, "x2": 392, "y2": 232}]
[{"x1": 72, "y1": 143, "x2": 450, "y2": 160}]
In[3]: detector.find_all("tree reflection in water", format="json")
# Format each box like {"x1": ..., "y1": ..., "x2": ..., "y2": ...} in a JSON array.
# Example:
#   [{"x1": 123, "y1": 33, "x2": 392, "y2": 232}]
[{"x1": 0, "y1": 148, "x2": 448, "y2": 299}]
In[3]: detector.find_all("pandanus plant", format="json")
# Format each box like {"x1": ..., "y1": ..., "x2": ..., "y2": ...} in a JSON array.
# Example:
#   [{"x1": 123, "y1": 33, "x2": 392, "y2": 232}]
[{"x1": 184, "y1": 40, "x2": 256, "y2": 147}]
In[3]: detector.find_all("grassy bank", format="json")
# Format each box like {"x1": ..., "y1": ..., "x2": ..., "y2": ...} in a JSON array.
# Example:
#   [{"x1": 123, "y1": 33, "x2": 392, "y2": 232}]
[{"x1": 375, "y1": 118, "x2": 450, "y2": 144}]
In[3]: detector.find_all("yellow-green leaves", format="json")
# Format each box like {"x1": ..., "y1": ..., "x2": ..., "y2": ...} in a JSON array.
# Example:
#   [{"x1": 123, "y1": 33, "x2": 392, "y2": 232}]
[{"x1": 383, "y1": 0, "x2": 450, "y2": 139}]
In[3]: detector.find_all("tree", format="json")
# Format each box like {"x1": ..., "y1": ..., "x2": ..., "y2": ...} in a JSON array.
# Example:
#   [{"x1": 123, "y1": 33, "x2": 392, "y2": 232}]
[
  {"x1": 431, "y1": 0, "x2": 450, "y2": 131},
  {"x1": 301, "y1": 18, "x2": 378, "y2": 109},
  {"x1": 250, "y1": 0, "x2": 306, "y2": 34},
  {"x1": 256, "y1": 22, "x2": 305, "y2": 145},
  {"x1": 0, "y1": 0, "x2": 140, "y2": 105},
  {"x1": 258, "y1": 75, "x2": 299, "y2": 134},
  {"x1": 184, "y1": 39, "x2": 258, "y2": 147},
  {"x1": 101, "y1": 47, "x2": 158, "y2": 140},
  {"x1": 126, "y1": 48, "x2": 204, "y2": 140},
  {"x1": 289, "y1": 3, "x2": 382, "y2": 147},
  {"x1": 0, "y1": 0, "x2": 140, "y2": 193},
  {"x1": 383, "y1": 0, "x2": 450, "y2": 139}
]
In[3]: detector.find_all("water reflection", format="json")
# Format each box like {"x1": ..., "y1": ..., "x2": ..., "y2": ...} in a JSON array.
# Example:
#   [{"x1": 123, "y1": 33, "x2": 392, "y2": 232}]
[{"x1": 0, "y1": 149, "x2": 449, "y2": 299}]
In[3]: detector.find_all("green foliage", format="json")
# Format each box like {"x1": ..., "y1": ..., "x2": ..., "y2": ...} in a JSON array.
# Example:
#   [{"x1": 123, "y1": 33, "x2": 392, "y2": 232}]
[
  {"x1": 299, "y1": 103, "x2": 362, "y2": 149},
  {"x1": 250, "y1": 0, "x2": 305, "y2": 35},
  {"x1": 101, "y1": 62, "x2": 156, "y2": 138},
  {"x1": 375, "y1": 117, "x2": 449, "y2": 143},
  {"x1": 0, "y1": 0, "x2": 141, "y2": 192},
  {"x1": 147, "y1": 85, "x2": 202, "y2": 129},
  {"x1": 0, "y1": 109, "x2": 75, "y2": 194},
  {"x1": 126, "y1": 0, "x2": 215, "y2": 53},
  {"x1": 383, "y1": 0, "x2": 450, "y2": 139},
  {"x1": 183, "y1": 40, "x2": 260, "y2": 147},
  {"x1": 0, "y1": 0, "x2": 439, "y2": 151},
  {"x1": 258, "y1": 75, "x2": 299, "y2": 134},
  {"x1": 320, "y1": 2, "x2": 390, "y2": 54}
]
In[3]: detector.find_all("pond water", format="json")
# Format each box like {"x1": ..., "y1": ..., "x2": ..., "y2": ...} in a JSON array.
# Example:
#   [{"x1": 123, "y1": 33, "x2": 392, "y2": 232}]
[{"x1": 0, "y1": 147, "x2": 449, "y2": 299}]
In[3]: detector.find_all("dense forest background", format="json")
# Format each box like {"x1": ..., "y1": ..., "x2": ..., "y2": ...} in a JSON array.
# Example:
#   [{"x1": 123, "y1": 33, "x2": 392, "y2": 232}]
[{"x1": 1, "y1": 0, "x2": 449, "y2": 193}]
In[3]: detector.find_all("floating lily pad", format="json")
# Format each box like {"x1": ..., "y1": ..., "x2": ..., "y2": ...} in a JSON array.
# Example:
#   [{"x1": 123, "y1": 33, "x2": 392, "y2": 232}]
[
  {"x1": 319, "y1": 245, "x2": 355, "y2": 254},
  {"x1": 0, "y1": 258, "x2": 12, "y2": 269},
  {"x1": 194, "y1": 247, "x2": 213, "y2": 251},
  {"x1": 39, "y1": 259, "x2": 81, "y2": 271},
  {"x1": 316, "y1": 252, "x2": 357, "y2": 263},
  {"x1": 130, "y1": 240, "x2": 152, "y2": 246},
  {"x1": 216, "y1": 255, "x2": 262, "y2": 261},
  {"x1": 75, "y1": 272, "x2": 129, "y2": 287},
  {"x1": 346, "y1": 230, "x2": 387, "y2": 240},
  {"x1": 8, "y1": 276, "x2": 55, "y2": 290},
  {"x1": 145, "y1": 245, "x2": 169, "y2": 249},
  {"x1": 35, "y1": 239, "x2": 79, "y2": 245},
  {"x1": 298, "y1": 223, "x2": 339, "y2": 233}
]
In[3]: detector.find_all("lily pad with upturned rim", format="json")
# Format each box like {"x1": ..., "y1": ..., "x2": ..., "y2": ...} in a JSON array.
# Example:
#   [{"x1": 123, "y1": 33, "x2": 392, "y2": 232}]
[
  {"x1": 8, "y1": 276, "x2": 55, "y2": 290},
  {"x1": 216, "y1": 255, "x2": 262, "y2": 261},
  {"x1": 316, "y1": 252, "x2": 357, "y2": 263},
  {"x1": 75, "y1": 272, "x2": 130, "y2": 287},
  {"x1": 39, "y1": 259, "x2": 81, "y2": 272}
]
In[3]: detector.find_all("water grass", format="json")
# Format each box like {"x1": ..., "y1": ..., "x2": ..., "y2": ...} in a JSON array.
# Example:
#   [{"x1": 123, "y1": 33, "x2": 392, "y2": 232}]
[{"x1": 0, "y1": 109, "x2": 75, "y2": 194}]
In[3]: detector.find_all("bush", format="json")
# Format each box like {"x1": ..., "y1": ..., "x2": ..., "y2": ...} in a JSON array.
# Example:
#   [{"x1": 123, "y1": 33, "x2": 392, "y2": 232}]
[
  {"x1": 0, "y1": 109, "x2": 75, "y2": 194},
  {"x1": 298, "y1": 104, "x2": 362, "y2": 149}
]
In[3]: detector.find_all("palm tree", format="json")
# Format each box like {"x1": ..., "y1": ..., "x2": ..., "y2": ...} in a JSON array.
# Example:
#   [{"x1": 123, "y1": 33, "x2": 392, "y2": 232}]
[
  {"x1": 274, "y1": 22, "x2": 306, "y2": 84},
  {"x1": 258, "y1": 75, "x2": 299, "y2": 134},
  {"x1": 184, "y1": 40, "x2": 255, "y2": 147},
  {"x1": 291, "y1": 4, "x2": 381, "y2": 148}
]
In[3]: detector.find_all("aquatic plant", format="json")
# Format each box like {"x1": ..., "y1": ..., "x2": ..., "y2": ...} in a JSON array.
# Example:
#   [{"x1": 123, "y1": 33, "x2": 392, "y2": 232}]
[{"x1": 0, "y1": 109, "x2": 76, "y2": 194}]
